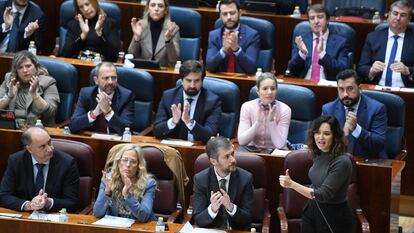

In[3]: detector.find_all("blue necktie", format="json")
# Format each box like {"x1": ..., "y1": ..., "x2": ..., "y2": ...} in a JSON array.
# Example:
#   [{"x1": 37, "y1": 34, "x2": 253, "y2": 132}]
[
  {"x1": 385, "y1": 35, "x2": 399, "y2": 87},
  {"x1": 6, "y1": 12, "x2": 20, "y2": 52},
  {"x1": 34, "y1": 163, "x2": 45, "y2": 195}
]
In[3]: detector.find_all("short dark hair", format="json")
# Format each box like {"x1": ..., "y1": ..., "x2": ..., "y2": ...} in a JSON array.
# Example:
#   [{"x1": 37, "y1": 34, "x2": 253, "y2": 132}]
[
  {"x1": 307, "y1": 4, "x2": 330, "y2": 20},
  {"x1": 390, "y1": 0, "x2": 413, "y2": 17},
  {"x1": 21, "y1": 126, "x2": 49, "y2": 146},
  {"x1": 96, "y1": 62, "x2": 117, "y2": 78},
  {"x1": 307, "y1": 115, "x2": 346, "y2": 158},
  {"x1": 219, "y1": 0, "x2": 240, "y2": 12},
  {"x1": 179, "y1": 60, "x2": 205, "y2": 80},
  {"x1": 336, "y1": 69, "x2": 361, "y2": 85},
  {"x1": 206, "y1": 136, "x2": 232, "y2": 160}
]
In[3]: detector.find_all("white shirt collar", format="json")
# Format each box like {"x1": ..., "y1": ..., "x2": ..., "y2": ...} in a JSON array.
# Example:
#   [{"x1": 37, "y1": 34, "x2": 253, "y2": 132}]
[
  {"x1": 12, "y1": 2, "x2": 28, "y2": 17},
  {"x1": 224, "y1": 23, "x2": 240, "y2": 33},
  {"x1": 213, "y1": 166, "x2": 231, "y2": 182},
  {"x1": 313, "y1": 28, "x2": 329, "y2": 41},
  {"x1": 31, "y1": 154, "x2": 50, "y2": 166},
  {"x1": 388, "y1": 28, "x2": 405, "y2": 39}
]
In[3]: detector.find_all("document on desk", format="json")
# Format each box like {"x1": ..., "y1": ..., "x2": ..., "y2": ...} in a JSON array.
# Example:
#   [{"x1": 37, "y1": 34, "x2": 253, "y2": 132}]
[
  {"x1": 272, "y1": 148, "x2": 291, "y2": 156},
  {"x1": 92, "y1": 215, "x2": 135, "y2": 228},
  {"x1": 0, "y1": 212, "x2": 22, "y2": 218},
  {"x1": 318, "y1": 80, "x2": 337, "y2": 87},
  {"x1": 91, "y1": 133, "x2": 122, "y2": 141},
  {"x1": 160, "y1": 139, "x2": 194, "y2": 147},
  {"x1": 179, "y1": 222, "x2": 226, "y2": 233},
  {"x1": 28, "y1": 212, "x2": 60, "y2": 222}
]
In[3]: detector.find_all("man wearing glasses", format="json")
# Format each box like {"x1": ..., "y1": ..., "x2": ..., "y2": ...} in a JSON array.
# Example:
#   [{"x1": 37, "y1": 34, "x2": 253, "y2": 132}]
[
  {"x1": 358, "y1": 0, "x2": 414, "y2": 87},
  {"x1": 69, "y1": 62, "x2": 134, "y2": 135},
  {"x1": 205, "y1": 0, "x2": 260, "y2": 74}
]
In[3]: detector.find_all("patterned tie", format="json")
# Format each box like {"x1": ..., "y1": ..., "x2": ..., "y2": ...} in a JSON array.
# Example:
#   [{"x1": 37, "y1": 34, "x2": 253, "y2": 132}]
[
  {"x1": 6, "y1": 12, "x2": 20, "y2": 52},
  {"x1": 226, "y1": 48, "x2": 235, "y2": 73},
  {"x1": 385, "y1": 35, "x2": 399, "y2": 87},
  {"x1": 34, "y1": 163, "x2": 45, "y2": 195},
  {"x1": 346, "y1": 107, "x2": 355, "y2": 154},
  {"x1": 310, "y1": 37, "x2": 320, "y2": 82}
]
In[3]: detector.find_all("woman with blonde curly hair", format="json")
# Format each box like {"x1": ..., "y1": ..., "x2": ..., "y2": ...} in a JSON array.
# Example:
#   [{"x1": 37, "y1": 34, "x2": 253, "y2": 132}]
[{"x1": 93, "y1": 144, "x2": 156, "y2": 221}]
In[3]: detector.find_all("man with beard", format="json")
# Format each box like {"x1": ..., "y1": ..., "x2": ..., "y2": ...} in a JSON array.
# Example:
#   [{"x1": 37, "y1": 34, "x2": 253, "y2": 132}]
[
  {"x1": 288, "y1": 4, "x2": 351, "y2": 81},
  {"x1": 205, "y1": 0, "x2": 260, "y2": 74},
  {"x1": 69, "y1": 62, "x2": 134, "y2": 135},
  {"x1": 153, "y1": 60, "x2": 222, "y2": 143},
  {"x1": 193, "y1": 136, "x2": 253, "y2": 230},
  {"x1": 0, "y1": 127, "x2": 79, "y2": 212},
  {"x1": 322, "y1": 69, "x2": 387, "y2": 158},
  {"x1": 358, "y1": 0, "x2": 414, "y2": 87},
  {"x1": 0, "y1": 0, "x2": 45, "y2": 52}
]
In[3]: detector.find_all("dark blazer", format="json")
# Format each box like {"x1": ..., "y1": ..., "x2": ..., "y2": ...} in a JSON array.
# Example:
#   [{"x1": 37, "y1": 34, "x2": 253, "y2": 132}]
[
  {"x1": 0, "y1": 150, "x2": 80, "y2": 212},
  {"x1": 288, "y1": 31, "x2": 351, "y2": 81},
  {"x1": 193, "y1": 166, "x2": 254, "y2": 231},
  {"x1": 69, "y1": 85, "x2": 134, "y2": 135},
  {"x1": 153, "y1": 86, "x2": 222, "y2": 143},
  {"x1": 322, "y1": 94, "x2": 387, "y2": 158},
  {"x1": 0, "y1": 0, "x2": 45, "y2": 52},
  {"x1": 357, "y1": 27, "x2": 414, "y2": 87},
  {"x1": 206, "y1": 24, "x2": 260, "y2": 74},
  {"x1": 61, "y1": 15, "x2": 119, "y2": 62}
]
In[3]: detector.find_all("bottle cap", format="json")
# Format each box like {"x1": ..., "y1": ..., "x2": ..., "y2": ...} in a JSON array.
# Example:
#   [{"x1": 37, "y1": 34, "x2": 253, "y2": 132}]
[
  {"x1": 158, "y1": 217, "x2": 163, "y2": 221},
  {"x1": 250, "y1": 228, "x2": 256, "y2": 232},
  {"x1": 257, "y1": 68, "x2": 262, "y2": 71},
  {"x1": 30, "y1": 41, "x2": 35, "y2": 44},
  {"x1": 36, "y1": 119, "x2": 41, "y2": 123},
  {"x1": 125, "y1": 127, "x2": 130, "y2": 131},
  {"x1": 176, "y1": 60, "x2": 182, "y2": 64},
  {"x1": 125, "y1": 54, "x2": 134, "y2": 59}
]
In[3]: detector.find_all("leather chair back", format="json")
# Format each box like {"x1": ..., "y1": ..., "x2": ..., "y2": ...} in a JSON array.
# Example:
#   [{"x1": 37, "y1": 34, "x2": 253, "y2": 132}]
[
  {"x1": 249, "y1": 83, "x2": 315, "y2": 144},
  {"x1": 292, "y1": 21, "x2": 356, "y2": 66},
  {"x1": 59, "y1": 1, "x2": 121, "y2": 54},
  {"x1": 90, "y1": 67, "x2": 154, "y2": 133},
  {"x1": 375, "y1": 22, "x2": 414, "y2": 31},
  {"x1": 170, "y1": 6, "x2": 201, "y2": 61},
  {"x1": 38, "y1": 58, "x2": 78, "y2": 123},
  {"x1": 51, "y1": 138, "x2": 95, "y2": 211},
  {"x1": 214, "y1": 16, "x2": 275, "y2": 72},
  {"x1": 362, "y1": 90, "x2": 405, "y2": 159}
]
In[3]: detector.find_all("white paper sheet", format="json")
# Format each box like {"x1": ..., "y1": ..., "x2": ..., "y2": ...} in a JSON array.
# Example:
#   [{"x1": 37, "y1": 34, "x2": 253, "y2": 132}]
[
  {"x1": 92, "y1": 215, "x2": 135, "y2": 228},
  {"x1": 91, "y1": 133, "x2": 122, "y2": 141},
  {"x1": 160, "y1": 139, "x2": 194, "y2": 147}
]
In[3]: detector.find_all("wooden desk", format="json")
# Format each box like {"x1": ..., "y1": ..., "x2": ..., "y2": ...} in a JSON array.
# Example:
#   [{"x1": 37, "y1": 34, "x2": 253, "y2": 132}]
[
  {"x1": 0, "y1": 128, "x2": 404, "y2": 233},
  {"x1": 0, "y1": 207, "x2": 247, "y2": 233}
]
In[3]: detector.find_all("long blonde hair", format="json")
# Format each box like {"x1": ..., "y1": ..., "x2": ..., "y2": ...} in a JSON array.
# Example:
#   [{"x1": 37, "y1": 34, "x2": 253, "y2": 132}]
[{"x1": 110, "y1": 144, "x2": 152, "y2": 204}]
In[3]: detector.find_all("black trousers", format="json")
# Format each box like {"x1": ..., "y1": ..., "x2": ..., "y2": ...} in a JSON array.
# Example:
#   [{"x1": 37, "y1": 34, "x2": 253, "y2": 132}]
[{"x1": 301, "y1": 200, "x2": 355, "y2": 233}]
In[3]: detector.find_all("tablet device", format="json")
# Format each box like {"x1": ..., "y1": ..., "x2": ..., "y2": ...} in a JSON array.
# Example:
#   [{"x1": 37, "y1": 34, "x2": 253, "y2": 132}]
[{"x1": 129, "y1": 58, "x2": 161, "y2": 70}]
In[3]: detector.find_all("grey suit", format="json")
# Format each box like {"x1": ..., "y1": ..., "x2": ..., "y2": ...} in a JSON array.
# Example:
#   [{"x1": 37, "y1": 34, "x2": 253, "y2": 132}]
[
  {"x1": 127, "y1": 17, "x2": 180, "y2": 67},
  {"x1": 193, "y1": 167, "x2": 254, "y2": 231}
]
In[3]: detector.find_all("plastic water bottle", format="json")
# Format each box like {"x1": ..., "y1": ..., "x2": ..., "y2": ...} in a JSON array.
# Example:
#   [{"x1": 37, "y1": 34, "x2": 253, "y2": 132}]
[
  {"x1": 250, "y1": 228, "x2": 257, "y2": 233},
  {"x1": 255, "y1": 68, "x2": 263, "y2": 79},
  {"x1": 122, "y1": 127, "x2": 132, "y2": 141},
  {"x1": 292, "y1": 6, "x2": 301, "y2": 17},
  {"x1": 174, "y1": 60, "x2": 182, "y2": 73},
  {"x1": 35, "y1": 119, "x2": 43, "y2": 128},
  {"x1": 372, "y1": 11, "x2": 381, "y2": 23},
  {"x1": 59, "y1": 208, "x2": 68, "y2": 223},
  {"x1": 123, "y1": 54, "x2": 135, "y2": 68},
  {"x1": 28, "y1": 41, "x2": 37, "y2": 55},
  {"x1": 93, "y1": 53, "x2": 102, "y2": 66},
  {"x1": 63, "y1": 126, "x2": 71, "y2": 135},
  {"x1": 155, "y1": 217, "x2": 165, "y2": 232},
  {"x1": 216, "y1": 1, "x2": 221, "y2": 12}
]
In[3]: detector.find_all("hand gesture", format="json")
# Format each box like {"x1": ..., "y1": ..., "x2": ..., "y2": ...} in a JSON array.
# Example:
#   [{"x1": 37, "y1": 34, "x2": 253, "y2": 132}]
[
  {"x1": 164, "y1": 21, "x2": 177, "y2": 42},
  {"x1": 30, "y1": 189, "x2": 48, "y2": 210},
  {"x1": 256, "y1": 105, "x2": 266, "y2": 124},
  {"x1": 181, "y1": 101, "x2": 191, "y2": 124},
  {"x1": 130, "y1": 17, "x2": 142, "y2": 42},
  {"x1": 102, "y1": 171, "x2": 112, "y2": 195},
  {"x1": 210, "y1": 191, "x2": 223, "y2": 213},
  {"x1": 295, "y1": 36, "x2": 308, "y2": 55},
  {"x1": 96, "y1": 92, "x2": 112, "y2": 114},
  {"x1": 29, "y1": 75, "x2": 40, "y2": 97},
  {"x1": 266, "y1": 104, "x2": 277, "y2": 122},
  {"x1": 369, "y1": 61, "x2": 385, "y2": 78},
  {"x1": 390, "y1": 61, "x2": 410, "y2": 75},
  {"x1": 344, "y1": 111, "x2": 357, "y2": 136},
  {"x1": 170, "y1": 103, "x2": 182, "y2": 125},
  {"x1": 228, "y1": 31, "x2": 240, "y2": 51},
  {"x1": 24, "y1": 20, "x2": 39, "y2": 37},
  {"x1": 279, "y1": 169, "x2": 293, "y2": 188},
  {"x1": 95, "y1": 14, "x2": 106, "y2": 35},
  {"x1": 7, "y1": 77, "x2": 19, "y2": 98},
  {"x1": 3, "y1": 7, "x2": 13, "y2": 29},
  {"x1": 219, "y1": 189, "x2": 233, "y2": 211},
  {"x1": 222, "y1": 32, "x2": 231, "y2": 51},
  {"x1": 77, "y1": 14, "x2": 89, "y2": 40},
  {"x1": 122, "y1": 174, "x2": 132, "y2": 198}
]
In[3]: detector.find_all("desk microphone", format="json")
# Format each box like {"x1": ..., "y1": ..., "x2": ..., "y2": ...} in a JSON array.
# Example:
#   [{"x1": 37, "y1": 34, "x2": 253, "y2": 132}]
[{"x1": 314, "y1": 200, "x2": 334, "y2": 233}]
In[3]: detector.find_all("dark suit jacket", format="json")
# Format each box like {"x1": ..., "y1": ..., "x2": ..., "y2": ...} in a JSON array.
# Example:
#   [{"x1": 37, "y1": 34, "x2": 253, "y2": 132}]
[
  {"x1": 193, "y1": 167, "x2": 254, "y2": 231},
  {"x1": 357, "y1": 27, "x2": 414, "y2": 87},
  {"x1": 0, "y1": 0, "x2": 45, "y2": 52},
  {"x1": 69, "y1": 85, "x2": 134, "y2": 135},
  {"x1": 0, "y1": 150, "x2": 80, "y2": 212},
  {"x1": 61, "y1": 15, "x2": 119, "y2": 62},
  {"x1": 153, "y1": 86, "x2": 222, "y2": 143},
  {"x1": 288, "y1": 32, "x2": 351, "y2": 81},
  {"x1": 206, "y1": 24, "x2": 260, "y2": 74},
  {"x1": 322, "y1": 94, "x2": 387, "y2": 158}
]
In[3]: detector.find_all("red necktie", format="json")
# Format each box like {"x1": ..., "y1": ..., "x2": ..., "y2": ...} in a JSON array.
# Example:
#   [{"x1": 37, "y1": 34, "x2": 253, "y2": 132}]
[
  {"x1": 310, "y1": 37, "x2": 320, "y2": 82},
  {"x1": 227, "y1": 48, "x2": 235, "y2": 73}
]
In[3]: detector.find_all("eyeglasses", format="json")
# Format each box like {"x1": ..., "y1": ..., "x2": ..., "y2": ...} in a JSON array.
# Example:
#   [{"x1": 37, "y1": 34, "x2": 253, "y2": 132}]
[{"x1": 120, "y1": 157, "x2": 138, "y2": 166}]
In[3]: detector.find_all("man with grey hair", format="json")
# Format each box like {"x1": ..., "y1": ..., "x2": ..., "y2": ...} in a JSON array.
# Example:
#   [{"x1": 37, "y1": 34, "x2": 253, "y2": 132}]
[
  {"x1": 193, "y1": 136, "x2": 253, "y2": 230},
  {"x1": 70, "y1": 62, "x2": 134, "y2": 135},
  {"x1": 0, "y1": 127, "x2": 79, "y2": 212},
  {"x1": 358, "y1": 0, "x2": 414, "y2": 87}
]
